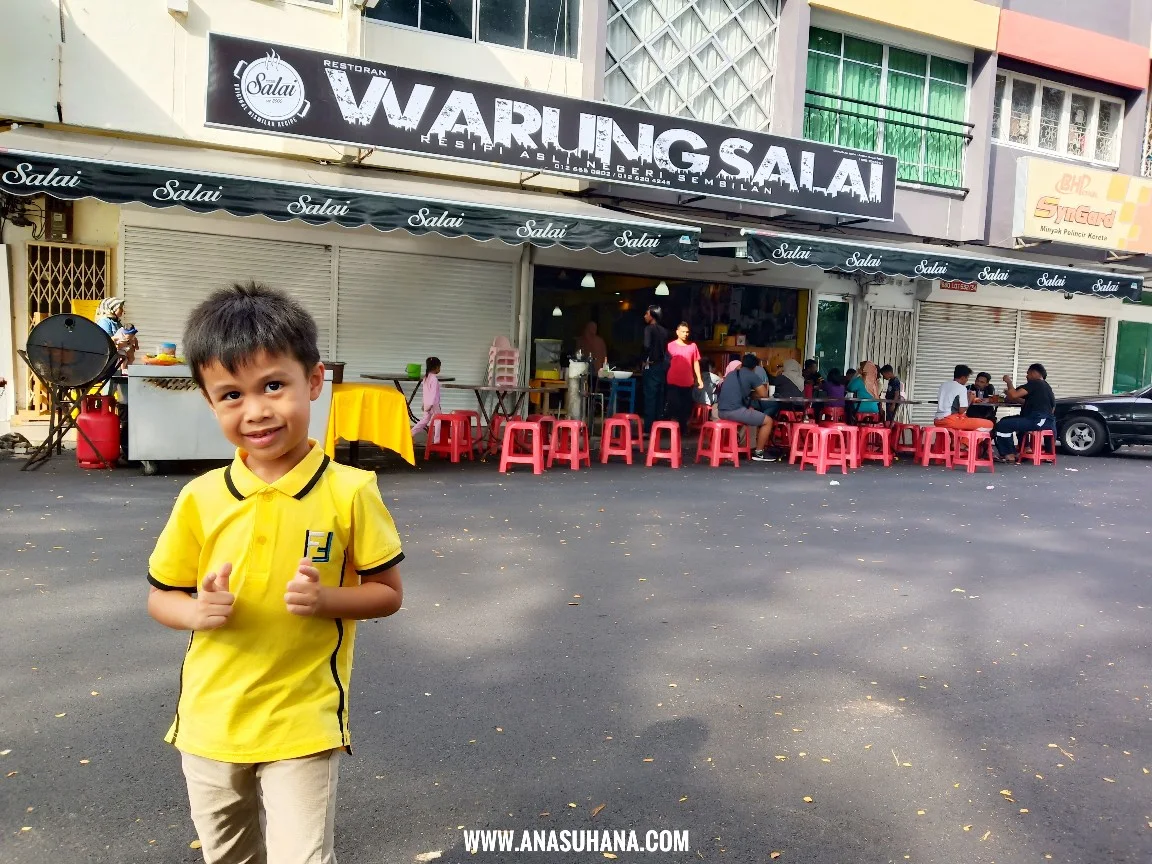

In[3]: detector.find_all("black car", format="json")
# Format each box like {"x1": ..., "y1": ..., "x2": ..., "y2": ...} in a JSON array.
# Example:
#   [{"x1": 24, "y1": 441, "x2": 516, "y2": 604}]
[{"x1": 1054, "y1": 386, "x2": 1152, "y2": 456}]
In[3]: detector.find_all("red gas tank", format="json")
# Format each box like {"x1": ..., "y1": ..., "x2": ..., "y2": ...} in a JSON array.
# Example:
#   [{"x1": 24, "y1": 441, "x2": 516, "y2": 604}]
[{"x1": 76, "y1": 396, "x2": 121, "y2": 469}]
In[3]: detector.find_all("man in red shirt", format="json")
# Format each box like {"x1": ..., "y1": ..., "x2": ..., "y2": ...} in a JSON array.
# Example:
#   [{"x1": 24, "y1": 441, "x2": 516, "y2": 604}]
[{"x1": 665, "y1": 322, "x2": 704, "y2": 433}]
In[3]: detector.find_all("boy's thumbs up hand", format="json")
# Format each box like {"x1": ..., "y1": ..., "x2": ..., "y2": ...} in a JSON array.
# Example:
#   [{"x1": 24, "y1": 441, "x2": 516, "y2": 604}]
[
  {"x1": 193, "y1": 563, "x2": 234, "y2": 631},
  {"x1": 285, "y1": 559, "x2": 325, "y2": 617}
]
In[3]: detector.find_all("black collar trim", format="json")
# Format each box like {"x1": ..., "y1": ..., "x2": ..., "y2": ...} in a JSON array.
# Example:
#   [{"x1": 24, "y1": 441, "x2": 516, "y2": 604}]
[{"x1": 294, "y1": 454, "x2": 331, "y2": 500}]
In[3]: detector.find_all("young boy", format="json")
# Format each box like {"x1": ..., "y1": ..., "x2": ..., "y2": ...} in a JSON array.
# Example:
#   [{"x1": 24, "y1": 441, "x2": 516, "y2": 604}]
[{"x1": 146, "y1": 282, "x2": 404, "y2": 864}]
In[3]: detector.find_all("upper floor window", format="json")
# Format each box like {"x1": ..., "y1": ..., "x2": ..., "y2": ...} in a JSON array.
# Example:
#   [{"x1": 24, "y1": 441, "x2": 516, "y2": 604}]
[
  {"x1": 366, "y1": 0, "x2": 578, "y2": 58},
  {"x1": 604, "y1": 0, "x2": 779, "y2": 133},
  {"x1": 992, "y1": 72, "x2": 1122, "y2": 166},
  {"x1": 804, "y1": 27, "x2": 970, "y2": 190}
]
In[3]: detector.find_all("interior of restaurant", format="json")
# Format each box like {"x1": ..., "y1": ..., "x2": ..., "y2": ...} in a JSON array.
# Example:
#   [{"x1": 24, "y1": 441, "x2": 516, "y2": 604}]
[{"x1": 531, "y1": 265, "x2": 809, "y2": 378}]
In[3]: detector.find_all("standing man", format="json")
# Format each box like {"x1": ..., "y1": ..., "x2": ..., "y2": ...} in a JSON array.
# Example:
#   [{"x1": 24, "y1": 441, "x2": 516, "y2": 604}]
[
  {"x1": 879, "y1": 364, "x2": 903, "y2": 423},
  {"x1": 934, "y1": 364, "x2": 993, "y2": 431},
  {"x1": 995, "y1": 363, "x2": 1056, "y2": 463},
  {"x1": 641, "y1": 305, "x2": 669, "y2": 432},
  {"x1": 665, "y1": 322, "x2": 704, "y2": 434}
]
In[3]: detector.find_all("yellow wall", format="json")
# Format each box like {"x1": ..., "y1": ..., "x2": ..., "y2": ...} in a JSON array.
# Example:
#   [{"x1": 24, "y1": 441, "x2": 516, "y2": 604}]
[{"x1": 808, "y1": 0, "x2": 1000, "y2": 51}]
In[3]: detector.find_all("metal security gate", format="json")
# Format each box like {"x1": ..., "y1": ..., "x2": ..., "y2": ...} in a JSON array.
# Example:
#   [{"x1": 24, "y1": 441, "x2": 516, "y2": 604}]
[{"x1": 860, "y1": 307, "x2": 913, "y2": 379}]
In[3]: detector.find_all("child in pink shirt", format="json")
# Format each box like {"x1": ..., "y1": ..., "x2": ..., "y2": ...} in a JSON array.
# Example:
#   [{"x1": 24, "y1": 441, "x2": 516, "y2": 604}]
[{"x1": 411, "y1": 357, "x2": 441, "y2": 437}]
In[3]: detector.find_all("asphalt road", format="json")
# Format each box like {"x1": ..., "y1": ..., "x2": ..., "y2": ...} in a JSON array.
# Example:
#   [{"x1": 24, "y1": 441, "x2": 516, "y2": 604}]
[{"x1": 1, "y1": 448, "x2": 1150, "y2": 864}]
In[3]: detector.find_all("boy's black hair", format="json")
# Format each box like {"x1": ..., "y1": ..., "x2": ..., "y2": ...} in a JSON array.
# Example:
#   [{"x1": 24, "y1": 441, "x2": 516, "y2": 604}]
[
  {"x1": 184, "y1": 282, "x2": 320, "y2": 389},
  {"x1": 1028, "y1": 362, "x2": 1048, "y2": 379},
  {"x1": 879, "y1": 364, "x2": 894, "y2": 375},
  {"x1": 975, "y1": 371, "x2": 991, "y2": 382},
  {"x1": 826, "y1": 368, "x2": 844, "y2": 385},
  {"x1": 426, "y1": 356, "x2": 441, "y2": 374},
  {"x1": 954, "y1": 364, "x2": 973, "y2": 379}
]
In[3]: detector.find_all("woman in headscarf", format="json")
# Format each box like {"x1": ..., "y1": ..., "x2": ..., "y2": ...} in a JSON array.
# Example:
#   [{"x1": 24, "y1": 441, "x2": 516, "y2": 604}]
[
  {"x1": 95, "y1": 297, "x2": 138, "y2": 368},
  {"x1": 772, "y1": 358, "x2": 806, "y2": 399},
  {"x1": 847, "y1": 359, "x2": 882, "y2": 419}
]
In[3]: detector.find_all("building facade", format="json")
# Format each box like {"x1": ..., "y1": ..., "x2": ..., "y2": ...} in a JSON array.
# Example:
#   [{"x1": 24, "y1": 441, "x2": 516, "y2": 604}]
[{"x1": 2, "y1": 0, "x2": 1151, "y2": 429}]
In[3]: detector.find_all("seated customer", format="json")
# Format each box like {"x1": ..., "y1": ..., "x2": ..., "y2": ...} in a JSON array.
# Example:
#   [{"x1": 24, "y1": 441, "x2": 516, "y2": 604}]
[
  {"x1": 994, "y1": 363, "x2": 1056, "y2": 463},
  {"x1": 717, "y1": 354, "x2": 774, "y2": 462},
  {"x1": 847, "y1": 360, "x2": 881, "y2": 419},
  {"x1": 880, "y1": 364, "x2": 903, "y2": 423},
  {"x1": 822, "y1": 368, "x2": 847, "y2": 408},
  {"x1": 934, "y1": 364, "x2": 993, "y2": 431},
  {"x1": 773, "y1": 359, "x2": 805, "y2": 399},
  {"x1": 966, "y1": 372, "x2": 999, "y2": 422}
]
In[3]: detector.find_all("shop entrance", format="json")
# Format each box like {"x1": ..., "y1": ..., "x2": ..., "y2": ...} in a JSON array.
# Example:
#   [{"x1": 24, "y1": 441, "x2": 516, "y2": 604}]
[
  {"x1": 813, "y1": 297, "x2": 851, "y2": 374},
  {"x1": 1114, "y1": 321, "x2": 1152, "y2": 393}
]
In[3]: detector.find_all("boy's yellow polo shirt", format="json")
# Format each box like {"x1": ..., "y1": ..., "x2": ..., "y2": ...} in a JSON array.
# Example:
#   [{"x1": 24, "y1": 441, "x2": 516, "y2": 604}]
[{"x1": 148, "y1": 442, "x2": 403, "y2": 763}]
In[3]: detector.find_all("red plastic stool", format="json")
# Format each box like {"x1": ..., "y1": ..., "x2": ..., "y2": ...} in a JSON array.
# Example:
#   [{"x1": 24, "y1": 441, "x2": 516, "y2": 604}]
[
  {"x1": 526, "y1": 414, "x2": 556, "y2": 457},
  {"x1": 695, "y1": 420, "x2": 740, "y2": 467},
  {"x1": 953, "y1": 429, "x2": 995, "y2": 474},
  {"x1": 778, "y1": 409, "x2": 805, "y2": 424},
  {"x1": 734, "y1": 424, "x2": 754, "y2": 460},
  {"x1": 1019, "y1": 429, "x2": 1057, "y2": 465},
  {"x1": 600, "y1": 417, "x2": 634, "y2": 465},
  {"x1": 919, "y1": 426, "x2": 954, "y2": 468},
  {"x1": 485, "y1": 414, "x2": 506, "y2": 457},
  {"x1": 858, "y1": 425, "x2": 893, "y2": 467},
  {"x1": 548, "y1": 420, "x2": 591, "y2": 470},
  {"x1": 646, "y1": 421, "x2": 682, "y2": 468},
  {"x1": 854, "y1": 412, "x2": 883, "y2": 427},
  {"x1": 771, "y1": 418, "x2": 793, "y2": 449},
  {"x1": 499, "y1": 420, "x2": 545, "y2": 474},
  {"x1": 425, "y1": 414, "x2": 474, "y2": 463},
  {"x1": 820, "y1": 406, "x2": 846, "y2": 424},
  {"x1": 798, "y1": 427, "x2": 850, "y2": 475},
  {"x1": 689, "y1": 402, "x2": 711, "y2": 429},
  {"x1": 822, "y1": 423, "x2": 861, "y2": 469},
  {"x1": 450, "y1": 410, "x2": 482, "y2": 451},
  {"x1": 614, "y1": 413, "x2": 645, "y2": 452},
  {"x1": 788, "y1": 422, "x2": 819, "y2": 465},
  {"x1": 892, "y1": 423, "x2": 920, "y2": 457}
]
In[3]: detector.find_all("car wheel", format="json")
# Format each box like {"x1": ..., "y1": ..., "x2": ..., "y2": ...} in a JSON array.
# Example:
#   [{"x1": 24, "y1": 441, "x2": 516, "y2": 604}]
[{"x1": 1060, "y1": 416, "x2": 1107, "y2": 456}]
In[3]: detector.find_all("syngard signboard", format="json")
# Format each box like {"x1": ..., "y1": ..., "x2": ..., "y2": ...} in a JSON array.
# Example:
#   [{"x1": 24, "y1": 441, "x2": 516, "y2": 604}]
[{"x1": 205, "y1": 33, "x2": 897, "y2": 222}]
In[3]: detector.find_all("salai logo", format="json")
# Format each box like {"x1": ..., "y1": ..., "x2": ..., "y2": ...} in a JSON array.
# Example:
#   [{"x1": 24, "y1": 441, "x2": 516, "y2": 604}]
[
  {"x1": 1091, "y1": 279, "x2": 1121, "y2": 294},
  {"x1": 303, "y1": 530, "x2": 334, "y2": 564},
  {"x1": 770, "y1": 242, "x2": 812, "y2": 261},
  {"x1": 914, "y1": 260, "x2": 948, "y2": 276},
  {"x1": 516, "y1": 220, "x2": 568, "y2": 241},
  {"x1": 1036, "y1": 272, "x2": 1067, "y2": 288},
  {"x1": 152, "y1": 179, "x2": 223, "y2": 203},
  {"x1": 614, "y1": 230, "x2": 661, "y2": 250},
  {"x1": 977, "y1": 266, "x2": 1010, "y2": 282},
  {"x1": 1, "y1": 162, "x2": 82, "y2": 189},
  {"x1": 233, "y1": 50, "x2": 310, "y2": 128},
  {"x1": 845, "y1": 251, "x2": 882, "y2": 268},
  {"x1": 408, "y1": 207, "x2": 464, "y2": 229},
  {"x1": 287, "y1": 194, "x2": 350, "y2": 217}
]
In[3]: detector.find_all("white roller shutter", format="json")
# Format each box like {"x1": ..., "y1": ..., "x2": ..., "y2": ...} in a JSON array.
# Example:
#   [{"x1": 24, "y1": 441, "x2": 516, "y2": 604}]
[
  {"x1": 335, "y1": 248, "x2": 515, "y2": 411},
  {"x1": 122, "y1": 227, "x2": 333, "y2": 356},
  {"x1": 1017, "y1": 311, "x2": 1106, "y2": 398},
  {"x1": 910, "y1": 302, "x2": 1018, "y2": 424},
  {"x1": 861, "y1": 308, "x2": 914, "y2": 379}
]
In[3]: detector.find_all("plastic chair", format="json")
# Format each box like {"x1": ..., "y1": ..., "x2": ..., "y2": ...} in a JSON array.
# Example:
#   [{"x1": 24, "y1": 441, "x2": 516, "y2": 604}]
[
  {"x1": 485, "y1": 414, "x2": 506, "y2": 457},
  {"x1": 526, "y1": 414, "x2": 556, "y2": 457},
  {"x1": 919, "y1": 427, "x2": 954, "y2": 468},
  {"x1": 614, "y1": 413, "x2": 645, "y2": 452},
  {"x1": 548, "y1": 420, "x2": 591, "y2": 470},
  {"x1": 822, "y1": 423, "x2": 861, "y2": 469},
  {"x1": 734, "y1": 424, "x2": 754, "y2": 461},
  {"x1": 788, "y1": 422, "x2": 819, "y2": 465},
  {"x1": 600, "y1": 417, "x2": 634, "y2": 465},
  {"x1": 695, "y1": 420, "x2": 740, "y2": 467},
  {"x1": 820, "y1": 406, "x2": 846, "y2": 424},
  {"x1": 891, "y1": 423, "x2": 920, "y2": 457},
  {"x1": 689, "y1": 402, "x2": 712, "y2": 429},
  {"x1": 953, "y1": 429, "x2": 995, "y2": 474},
  {"x1": 449, "y1": 410, "x2": 482, "y2": 451},
  {"x1": 425, "y1": 414, "x2": 474, "y2": 463},
  {"x1": 499, "y1": 420, "x2": 545, "y2": 474},
  {"x1": 646, "y1": 421, "x2": 682, "y2": 468},
  {"x1": 604, "y1": 377, "x2": 637, "y2": 415},
  {"x1": 1019, "y1": 429, "x2": 1057, "y2": 465},
  {"x1": 858, "y1": 425, "x2": 893, "y2": 467},
  {"x1": 854, "y1": 412, "x2": 883, "y2": 426},
  {"x1": 798, "y1": 427, "x2": 850, "y2": 475}
]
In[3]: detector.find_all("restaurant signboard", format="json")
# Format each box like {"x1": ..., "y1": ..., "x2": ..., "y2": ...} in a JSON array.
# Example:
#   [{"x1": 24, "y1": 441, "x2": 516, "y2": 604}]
[
  {"x1": 1013, "y1": 157, "x2": 1152, "y2": 254},
  {"x1": 205, "y1": 33, "x2": 898, "y2": 222}
]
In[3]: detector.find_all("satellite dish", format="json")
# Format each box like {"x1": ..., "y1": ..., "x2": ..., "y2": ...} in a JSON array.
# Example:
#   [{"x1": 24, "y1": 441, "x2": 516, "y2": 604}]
[
  {"x1": 25, "y1": 315, "x2": 117, "y2": 388},
  {"x1": 18, "y1": 314, "x2": 119, "y2": 470}
]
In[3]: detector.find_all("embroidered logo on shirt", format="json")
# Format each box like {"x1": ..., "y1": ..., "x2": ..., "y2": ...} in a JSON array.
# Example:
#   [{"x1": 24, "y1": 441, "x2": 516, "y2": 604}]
[{"x1": 303, "y1": 530, "x2": 334, "y2": 563}]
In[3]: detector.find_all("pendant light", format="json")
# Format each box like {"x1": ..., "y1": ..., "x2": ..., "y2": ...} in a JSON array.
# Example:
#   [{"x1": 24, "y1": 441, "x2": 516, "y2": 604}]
[
  {"x1": 580, "y1": 272, "x2": 596, "y2": 289},
  {"x1": 552, "y1": 306, "x2": 563, "y2": 317},
  {"x1": 655, "y1": 280, "x2": 670, "y2": 296}
]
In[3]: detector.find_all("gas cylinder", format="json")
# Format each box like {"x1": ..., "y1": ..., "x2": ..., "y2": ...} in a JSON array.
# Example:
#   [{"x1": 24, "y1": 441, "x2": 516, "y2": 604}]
[{"x1": 76, "y1": 396, "x2": 121, "y2": 469}]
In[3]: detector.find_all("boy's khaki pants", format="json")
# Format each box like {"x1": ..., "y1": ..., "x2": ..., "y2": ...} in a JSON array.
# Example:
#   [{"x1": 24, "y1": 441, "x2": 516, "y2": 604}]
[{"x1": 181, "y1": 749, "x2": 340, "y2": 864}]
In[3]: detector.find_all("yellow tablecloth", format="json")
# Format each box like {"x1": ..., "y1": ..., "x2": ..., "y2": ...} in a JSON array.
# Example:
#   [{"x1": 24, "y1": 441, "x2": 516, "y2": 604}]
[{"x1": 323, "y1": 383, "x2": 415, "y2": 465}]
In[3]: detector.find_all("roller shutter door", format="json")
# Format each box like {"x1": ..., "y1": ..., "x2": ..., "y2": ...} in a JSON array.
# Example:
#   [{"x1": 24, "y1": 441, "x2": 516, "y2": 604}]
[
  {"x1": 909, "y1": 302, "x2": 1017, "y2": 424},
  {"x1": 1016, "y1": 311, "x2": 1106, "y2": 398},
  {"x1": 335, "y1": 248, "x2": 515, "y2": 411},
  {"x1": 122, "y1": 227, "x2": 333, "y2": 356}
]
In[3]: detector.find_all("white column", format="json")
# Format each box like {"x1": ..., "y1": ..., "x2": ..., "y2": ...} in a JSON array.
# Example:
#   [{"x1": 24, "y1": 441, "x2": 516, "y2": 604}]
[{"x1": 0, "y1": 245, "x2": 14, "y2": 426}]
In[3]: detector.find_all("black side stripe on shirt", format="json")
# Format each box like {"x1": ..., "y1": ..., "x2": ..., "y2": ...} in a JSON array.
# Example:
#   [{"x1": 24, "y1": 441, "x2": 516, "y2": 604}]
[
  {"x1": 357, "y1": 551, "x2": 405, "y2": 576},
  {"x1": 329, "y1": 619, "x2": 348, "y2": 750},
  {"x1": 223, "y1": 465, "x2": 243, "y2": 501},
  {"x1": 147, "y1": 573, "x2": 196, "y2": 593},
  {"x1": 294, "y1": 455, "x2": 332, "y2": 500},
  {"x1": 171, "y1": 631, "x2": 194, "y2": 745}
]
